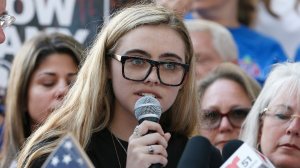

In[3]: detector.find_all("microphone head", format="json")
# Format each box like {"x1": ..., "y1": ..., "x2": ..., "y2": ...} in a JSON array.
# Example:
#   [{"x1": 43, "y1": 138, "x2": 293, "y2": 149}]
[
  {"x1": 222, "y1": 139, "x2": 244, "y2": 162},
  {"x1": 134, "y1": 95, "x2": 162, "y2": 122},
  {"x1": 178, "y1": 136, "x2": 214, "y2": 168}
]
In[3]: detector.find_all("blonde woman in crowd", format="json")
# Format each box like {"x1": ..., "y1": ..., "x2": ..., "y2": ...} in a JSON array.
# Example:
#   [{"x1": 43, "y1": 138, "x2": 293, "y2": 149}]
[
  {"x1": 240, "y1": 62, "x2": 300, "y2": 168},
  {"x1": 18, "y1": 3, "x2": 197, "y2": 168}
]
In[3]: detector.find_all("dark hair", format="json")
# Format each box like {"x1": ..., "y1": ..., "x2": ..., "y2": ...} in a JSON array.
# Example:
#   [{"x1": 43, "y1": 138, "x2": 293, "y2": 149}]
[{"x1": 238, "y1": 0, "x2": 257, "y2": 26}]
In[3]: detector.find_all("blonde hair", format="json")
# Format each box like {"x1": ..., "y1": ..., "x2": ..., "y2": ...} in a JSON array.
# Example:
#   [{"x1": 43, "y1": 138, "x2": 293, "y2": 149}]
[
  {"x1": 197, "y1": 62, "x2": 261, "y2": 130},
  {"x1": 18, "y1": 3, "x2": 198, "y2": 167},
  {"x1": 184, "y1": 19, "x2": 238, "y2": 62},
  {"x1": 240, "y1": 62, "x2": 300, "y2": 148},
  {"x1": 0, "y1": 32, "x2": 84, "y2": 168}
]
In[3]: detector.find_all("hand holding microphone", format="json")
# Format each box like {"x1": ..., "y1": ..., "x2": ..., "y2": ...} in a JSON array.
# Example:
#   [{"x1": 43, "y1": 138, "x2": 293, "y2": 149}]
[{"x1": 127, "y1": 95, "x2": 170, "y2": 168}]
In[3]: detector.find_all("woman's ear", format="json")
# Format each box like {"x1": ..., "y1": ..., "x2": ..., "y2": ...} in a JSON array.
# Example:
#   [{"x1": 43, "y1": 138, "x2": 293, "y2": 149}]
[{"x1": 257, "y1": 119, "x2": 263, "y2": 152}]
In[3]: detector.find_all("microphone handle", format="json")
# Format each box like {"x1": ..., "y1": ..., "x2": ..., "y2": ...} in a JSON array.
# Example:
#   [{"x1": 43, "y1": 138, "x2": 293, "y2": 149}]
[
  {"x1": 138, "y1": 117, "x2": 162, "y2": 168},
  {"x1": 138, "y1": 117, "x2": 159, "y2": 124}
]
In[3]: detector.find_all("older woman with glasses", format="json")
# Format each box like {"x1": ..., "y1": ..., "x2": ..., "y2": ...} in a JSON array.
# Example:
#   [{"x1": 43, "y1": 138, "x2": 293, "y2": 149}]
[
  {"x1": 0, "y1": 0, "x2": 15, "y2": 43},
  {"x1": 197, "y1": 62, "x2": 261, "y2": 151},
  {"x1": 240, "y1": 62, "x2": 300, "y2": 168},
  {"x1": 18, "y1": 3, "x2": 198, "y2": 168}
]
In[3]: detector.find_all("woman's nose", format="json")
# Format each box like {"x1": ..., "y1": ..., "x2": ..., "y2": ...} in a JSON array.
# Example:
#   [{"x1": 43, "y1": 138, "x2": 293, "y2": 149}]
[
  {"x1": 218, "y1": 116, "x2": 234, "y2": 133},
  {"x1": 144, "y1": 66, "x2": 160, "y2": 85},
  {"x1": 54, "y1": 82, "x2": 68, "y2": 100},
  {"x1": 286, "y1": 116, "x2": 300, "y2": 137}
]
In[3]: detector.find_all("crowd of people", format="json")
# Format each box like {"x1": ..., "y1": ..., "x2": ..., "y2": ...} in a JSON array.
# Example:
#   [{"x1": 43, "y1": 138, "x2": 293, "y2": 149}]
[{"x1": 0, "y1": 0, "x2": 299, "y2": 168}]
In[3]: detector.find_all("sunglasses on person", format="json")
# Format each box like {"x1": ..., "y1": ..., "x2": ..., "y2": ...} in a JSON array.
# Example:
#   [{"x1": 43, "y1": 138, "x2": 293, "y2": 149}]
[{"x1": 200, "y1": 107, "x2": 251, "y2": 129}]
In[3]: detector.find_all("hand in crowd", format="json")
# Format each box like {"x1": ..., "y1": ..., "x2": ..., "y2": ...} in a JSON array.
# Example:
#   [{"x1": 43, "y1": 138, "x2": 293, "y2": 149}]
[{"x1": 127, "y1": 121, "x2": 171, "y2": 168}]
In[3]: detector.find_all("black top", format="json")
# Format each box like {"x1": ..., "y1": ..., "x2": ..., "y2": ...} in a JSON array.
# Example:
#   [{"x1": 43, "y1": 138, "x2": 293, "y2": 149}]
[
  {"x1": 31, "y1": 128, "x2": 188, "y2": 168},
  {"x1": 86, "y1": 128, "x2": 188, "y2": 168}
]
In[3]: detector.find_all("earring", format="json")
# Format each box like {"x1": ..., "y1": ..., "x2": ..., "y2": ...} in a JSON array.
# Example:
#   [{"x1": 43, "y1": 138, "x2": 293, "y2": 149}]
[{"x1": 256, "y1": 143, "x2": 262, "y2": 152}]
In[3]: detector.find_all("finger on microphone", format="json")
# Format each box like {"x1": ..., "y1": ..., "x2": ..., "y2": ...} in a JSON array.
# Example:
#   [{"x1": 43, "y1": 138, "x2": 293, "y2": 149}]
[
  {"x1": 146, "y1": 145, "x2": 168, "y2": 157},
  {"x1": 136, "y1": 120, "x2": 165, "y2": 136},
  {"x1": 164, "y1": 132, "x2": 171, "y2": 142}
]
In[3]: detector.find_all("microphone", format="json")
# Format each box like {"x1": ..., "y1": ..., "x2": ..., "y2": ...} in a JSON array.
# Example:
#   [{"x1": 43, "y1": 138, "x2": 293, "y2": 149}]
[
  {"x1": 221, "y1": 140, "x2": 275, "y2": 168},
  {"x1": 178, "y1": 136, "x2": 222, "y2": 168},
  {"x1": 134, "y1": 95, "x2": 162, "y2": 168},
  {"x1": 210, "y1": 144, "x2": 223, "y2": 168},
  {"x1": 222, "y1": 139, "x2": 244, "y2": 162},
  {"x1": 134, "y1": 95, "x2": 162, "y2": 124}
]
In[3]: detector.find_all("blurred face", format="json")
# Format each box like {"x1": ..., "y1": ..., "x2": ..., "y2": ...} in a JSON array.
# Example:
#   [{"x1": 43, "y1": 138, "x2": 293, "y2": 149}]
[
  {"x1": 199, "y1": 79, "x2": 252, "y2": 150},
  {"x1": 110, "y1": 25, "x2": 186, "y2": 122},
  {"x1": 0, "y1": 0, "x2": 6, "y2": 43},
  {"x1": 27, "y1": 53, "x2": 78, "y2": 130},
  {"x1": 190, "y1": 31, "x2": 222, "y2": 81},
  {"x1": 260, "y1": 92, "x2": 300, "y2": 168}
]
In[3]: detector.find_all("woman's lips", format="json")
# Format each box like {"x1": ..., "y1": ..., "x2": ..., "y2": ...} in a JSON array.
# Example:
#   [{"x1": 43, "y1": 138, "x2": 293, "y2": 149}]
[
  {"x1": 279, "y1": 144, "x2": 300, "y2": 151},
  {"x1": 215, "y1": 140, "x2": 229, "y2": 147},
  {"x1": 135, "y1": 91, "x2": 161, "y2": 99}
]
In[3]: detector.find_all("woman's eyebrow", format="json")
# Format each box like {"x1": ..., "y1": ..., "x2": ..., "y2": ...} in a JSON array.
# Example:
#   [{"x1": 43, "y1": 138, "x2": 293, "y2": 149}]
[
  {"x1": 160, "y1": 53, "x2": 184, "y2": 62},
  {"x1": 123, "y1": 49, "x2": 150, "y2": 57}
]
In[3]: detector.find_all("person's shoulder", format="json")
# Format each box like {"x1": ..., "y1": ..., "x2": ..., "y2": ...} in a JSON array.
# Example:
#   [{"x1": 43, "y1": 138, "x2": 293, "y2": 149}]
[
  {"x1": 232, "y1": 25, "x2": 280, "y2": 44},
  {"x1": 86, "y1": 128, "x2": 111, "y2": 151},
  {"x1": 233, "y1": 25, "x2": 286, "y2": 55}
]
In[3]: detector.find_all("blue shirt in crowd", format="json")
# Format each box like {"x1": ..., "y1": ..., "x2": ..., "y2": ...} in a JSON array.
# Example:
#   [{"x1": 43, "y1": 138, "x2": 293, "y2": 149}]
[
  {"x1": 228, "y1": 25, "x2": 288, "y2": 85},
  {"x1": 185, "y1": 13, "x2": 288, "y2": 85}
]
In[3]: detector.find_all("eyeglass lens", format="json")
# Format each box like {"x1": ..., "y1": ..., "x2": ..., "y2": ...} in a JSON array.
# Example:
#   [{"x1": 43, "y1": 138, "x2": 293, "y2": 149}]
[
  {"x1": 200, "y1": 108, "x2": 250, "y2": 129},
  {"x1": 263, "y1": 106, "x2": 300, "y2": 125},
  {"x1": 122, "y1": 56, "x2": 187, "y2": 86}
]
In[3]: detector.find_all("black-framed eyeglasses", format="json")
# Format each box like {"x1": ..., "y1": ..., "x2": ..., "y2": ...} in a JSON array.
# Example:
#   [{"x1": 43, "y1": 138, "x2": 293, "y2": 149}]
[
  {"x1": 200, "y1": 108, "x2": 250, "y2": 129},
  {"x1": 260, "y1": 107, "x2": 300, "y2": 125},
  {"x1": 0, "y1": 14, "x2": 15, "y2": 28},
  {"x1": 110, "y1": 54, "x2": 189, "y2": 86}
]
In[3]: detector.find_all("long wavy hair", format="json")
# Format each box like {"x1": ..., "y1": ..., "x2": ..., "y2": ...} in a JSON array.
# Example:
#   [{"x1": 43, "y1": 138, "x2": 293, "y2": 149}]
[
  {"x1": 0, "y1": 33, "x2": 84, "y2": 168},
  {"x1": 240, "y1": 62, "x2": 300, "y2": 148},
  {"x1": 18, "y1": 3, "x2": 198, "y2": 168}
]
